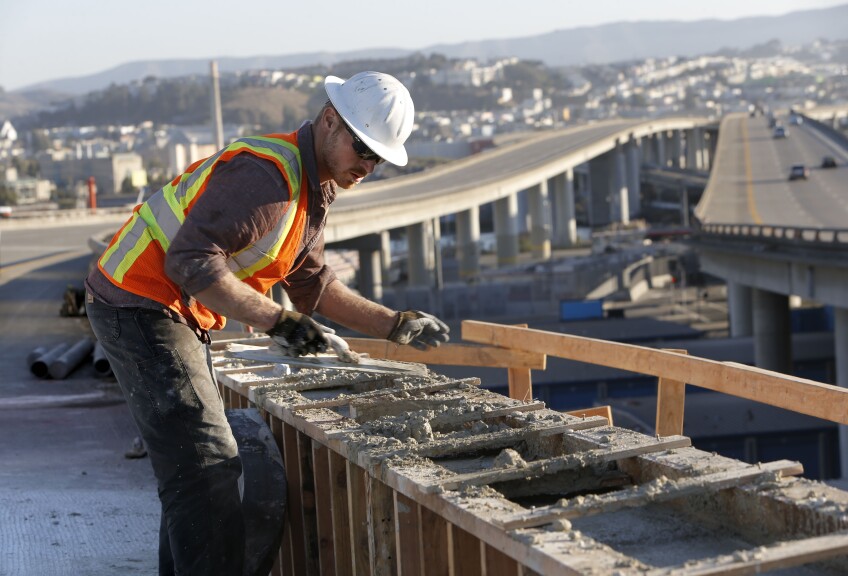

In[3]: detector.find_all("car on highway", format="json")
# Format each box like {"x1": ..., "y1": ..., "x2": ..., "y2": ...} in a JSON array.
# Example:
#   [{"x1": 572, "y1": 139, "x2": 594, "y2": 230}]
[
  {"x1": 788, "y1": 164, "x2": 809, "y2": 181},
  {"x1": 773, "y1": 126, "x2": 788, "y2": 139},
  {"x1": 822, "y1": 156, "x2": 837, "y2": 169},
  {"x1": 789, "y1": 114, "x2": 804, "y2": 125}
]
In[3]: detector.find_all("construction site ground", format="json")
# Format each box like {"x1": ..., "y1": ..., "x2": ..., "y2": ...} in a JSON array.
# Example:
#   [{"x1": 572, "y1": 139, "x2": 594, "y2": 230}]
[{"x1": 0, "y1": 251, "x2": 160, "y2": 575}]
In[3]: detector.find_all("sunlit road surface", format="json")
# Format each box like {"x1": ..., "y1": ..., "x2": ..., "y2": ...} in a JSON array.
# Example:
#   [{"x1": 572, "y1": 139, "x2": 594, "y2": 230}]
[
  {"x1": 700, "y1": 113, "x2": 848, "y2": 226},
  {"x1": 0, "y1": 218, "x2": 124, "y2": 284}
]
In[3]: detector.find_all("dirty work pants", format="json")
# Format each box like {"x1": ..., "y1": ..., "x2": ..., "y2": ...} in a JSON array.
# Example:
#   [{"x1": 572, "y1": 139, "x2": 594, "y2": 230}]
[{"x1": 86, "y1": 298, "x2": 245, "y2": 576}]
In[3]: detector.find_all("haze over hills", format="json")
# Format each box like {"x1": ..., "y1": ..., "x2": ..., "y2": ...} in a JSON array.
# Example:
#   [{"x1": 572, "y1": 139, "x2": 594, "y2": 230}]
[{"x1": 10, "y1": 3, "x2": 848, "y2": 96}]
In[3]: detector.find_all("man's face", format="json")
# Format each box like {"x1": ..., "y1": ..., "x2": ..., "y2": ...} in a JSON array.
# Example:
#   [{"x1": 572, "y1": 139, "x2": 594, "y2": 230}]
[{"x1": 320, "y1": 111, "x2": 381, "y2": 189}]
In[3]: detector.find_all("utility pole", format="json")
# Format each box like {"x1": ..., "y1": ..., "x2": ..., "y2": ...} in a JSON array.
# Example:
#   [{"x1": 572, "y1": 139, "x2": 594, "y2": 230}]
[{"x1": 210, "y1": 61, "x2": 225, "y2": 150}]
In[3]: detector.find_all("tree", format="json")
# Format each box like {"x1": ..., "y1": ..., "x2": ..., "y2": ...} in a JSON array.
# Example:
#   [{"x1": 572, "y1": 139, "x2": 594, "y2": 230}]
[
  {"x1": 0, "y1": 183, "x2": 17, "y2": 206},
  {"x1": 629, "y1": 92, "x2": 648, "y2": 108},
  {"x1": 121, "y1": 176, "x2": 135, "y2": 195},
  {"x1": 12, "y1": 156, "x2": 39, "y2": 178},
  {"x1": 30, "y1": 129, "x2": 51, "y2": 153}
]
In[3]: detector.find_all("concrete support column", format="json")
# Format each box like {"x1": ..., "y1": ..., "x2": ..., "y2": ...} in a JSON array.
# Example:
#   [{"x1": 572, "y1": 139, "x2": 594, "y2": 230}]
[
  {"x1": 379, "y1": 230, "x2": 392, "y2": 291},
  {"x1": 406, "y1": 221, "x2": 434, "y2": 287},
  {"x1": 578, "y1": 165, "x2": 590, "y2": 228},
  {"x1": 625, "y1": 138, "x2": 641, "y2": 219},
  {"x1": 701, "y1": 130, "x2": 712, "y2": 171},
  {"x1": 456, "y1": 206, "x2": 481, "y2": 280},
  {"x1": 551, "y1": 170, "x2": 577, "y2": 247},
  {"x1": 527, "y1": 181, "x2": 552, "y2": 259},
  {"x1": 728, "y1": 282, "x2": 753, "y2": 337},
  {"x1": 494, "y1": 195, "x2": 520, "y2": 266},
  {"x1": 588, "y1": 153, "x2": 615, "y2": 228},
  {"x1": 680, "y1": 184, "x2": 690, "y2": 227},
  {"x1": 357, "y1": 246, "x2": 383, "y2": 302},
  {"x1": 612, "y1": 141, "x2": 629, "y2": 224},
  {"x1": 692, "y1": 128, "x2": 706, "y2": 171},
  {"x1": 834, "y1": 307, "x2": 848, "y2": 478},
  {"x1": 641, "y1": 135, "x2": 654, "y2": 164},
  {"x1": 752, "y1": 288, "x2": 791, "y2": 374},
  {"x1": 654, "y1": 133, "x2": 667, "y2": 167},
  {"x1": 684, "y1": 129, "x2": 696, "y2": 170},
  {"x1": 670, "y1": 130, "x2": 684, "y2": 168}
]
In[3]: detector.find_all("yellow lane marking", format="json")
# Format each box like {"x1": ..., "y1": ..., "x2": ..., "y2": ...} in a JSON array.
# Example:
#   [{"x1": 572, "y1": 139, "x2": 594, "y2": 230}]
[{"x1": 742, "y1": 118, "x2": 763, "y2": 224}]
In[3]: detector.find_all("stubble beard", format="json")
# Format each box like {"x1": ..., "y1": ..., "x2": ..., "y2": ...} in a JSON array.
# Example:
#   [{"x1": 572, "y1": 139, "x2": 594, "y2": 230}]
[{"x1": 321, "y1": 128, "x2": 358, "y2": 190}]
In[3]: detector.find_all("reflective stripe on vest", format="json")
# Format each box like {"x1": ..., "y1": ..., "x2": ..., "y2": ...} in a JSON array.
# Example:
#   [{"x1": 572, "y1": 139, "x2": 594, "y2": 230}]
[
  {"x1": 97, "y1": 134, "x2": 306, "y2": 330},
  {"x1": 100, "y1": 136, "x2": 302, "y2": 282}
]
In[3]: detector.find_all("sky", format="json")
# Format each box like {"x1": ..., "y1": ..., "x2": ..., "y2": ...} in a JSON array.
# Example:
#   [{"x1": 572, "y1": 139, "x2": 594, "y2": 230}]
[{"x1": 1, "y1": 0, "x2": 845, "y2": 91}]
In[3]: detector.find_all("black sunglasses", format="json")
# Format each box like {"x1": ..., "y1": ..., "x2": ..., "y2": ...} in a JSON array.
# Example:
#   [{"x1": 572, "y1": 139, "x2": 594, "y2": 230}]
[{"x1": 341, "y1": 121, "x2": 384, "y2": 164}]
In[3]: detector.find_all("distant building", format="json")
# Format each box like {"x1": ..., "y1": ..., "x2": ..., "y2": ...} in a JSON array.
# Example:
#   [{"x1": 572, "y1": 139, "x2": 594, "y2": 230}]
[
  {"x1": 5, "y1": 178, "x2": 55, "y2": 204},
  {"x1": 166, "y1": 125, "x2": 243, "y2": 176},
  {"x1": 0, "y1": 120, "x2": 17, "y2": 144},
  {"x1": 429, "y1": 59, "x2": 512, "y2": 88},
  {"x1": 0, "y1": 120, "x2": 18, "y2": 159},
  {"x1": 37, "y1": 149, "x2": 147, "y2": 194}
]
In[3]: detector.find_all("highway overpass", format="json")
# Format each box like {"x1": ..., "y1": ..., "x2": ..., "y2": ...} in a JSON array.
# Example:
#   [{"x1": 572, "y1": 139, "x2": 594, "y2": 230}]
[
  {"x1": 690, "y1": 107, "x2": 848, "y2": 474},
  {"x1": 324, "y1": 116, "x2": 716, "y2": 304},
  {"x1": 693, "y1": 110, "x2": 848, "y2": 370}
]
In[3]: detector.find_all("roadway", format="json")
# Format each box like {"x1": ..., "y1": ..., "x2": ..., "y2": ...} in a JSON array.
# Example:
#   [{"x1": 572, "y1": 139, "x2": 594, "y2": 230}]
[
  {"x1": 697, "y1": 112, "x2": 848, "y2": 227},
  {"x1": 0, "y1": 216, "x2": 125, "y2": 270},
  {"x1": 326, "y1": 116, "x2": 709, "y2": 241}
]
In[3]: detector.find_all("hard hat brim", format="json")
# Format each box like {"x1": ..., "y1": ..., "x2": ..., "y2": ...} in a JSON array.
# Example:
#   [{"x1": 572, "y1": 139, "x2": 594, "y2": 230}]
[{"x1": 325, "y1": 75, "x2": 409, "y2": 167}]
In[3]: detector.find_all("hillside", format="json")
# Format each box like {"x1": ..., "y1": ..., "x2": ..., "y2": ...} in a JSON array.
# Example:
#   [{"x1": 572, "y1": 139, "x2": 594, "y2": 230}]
[{"x1": 222, "y1": 87, "x2": 311, "y2": 134}]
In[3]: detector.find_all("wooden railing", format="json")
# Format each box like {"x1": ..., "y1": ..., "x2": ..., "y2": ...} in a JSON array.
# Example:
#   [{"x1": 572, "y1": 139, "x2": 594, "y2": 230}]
[
  {"x1": 217, "y1": 320, "x2": 848, "y2": 438},
  {"x1": 461, "y1": 320, "x2": 848, "y2": 429}
]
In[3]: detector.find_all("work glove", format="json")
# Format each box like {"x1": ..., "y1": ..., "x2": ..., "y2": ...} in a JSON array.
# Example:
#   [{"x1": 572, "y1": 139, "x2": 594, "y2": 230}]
[
  {"x1": 387, "y1": 310, "x2": 450, "y2": 351},
  {"x1": 265, "y1": 310, "x2": 329, "y2": 357}
]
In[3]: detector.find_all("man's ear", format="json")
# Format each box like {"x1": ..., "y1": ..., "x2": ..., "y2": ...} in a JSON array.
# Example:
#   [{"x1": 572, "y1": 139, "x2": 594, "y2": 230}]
[{"x1": 322, "y1": 106, "x2": 338, "y2": 130}]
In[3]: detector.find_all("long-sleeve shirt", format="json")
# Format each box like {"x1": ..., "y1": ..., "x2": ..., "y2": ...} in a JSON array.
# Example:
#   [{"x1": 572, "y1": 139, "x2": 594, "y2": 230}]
[{"x1": 85, "y1": 122, "x2": 337, "y2": 337}]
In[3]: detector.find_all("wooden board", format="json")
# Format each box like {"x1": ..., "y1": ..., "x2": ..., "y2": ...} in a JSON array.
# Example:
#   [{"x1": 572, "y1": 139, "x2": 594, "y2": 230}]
[
  {"x1": 461, "y1": 320, "x2": 848, "y2": 425},
  {"x1": 497, "y1": 459, "x2": 804, "y2": 530},
  {"x1": 227, "y1": 347, "x2": 429, "y2": 376},
  {"x1": 212, "y1": 335, "x2": 547, "y2": 370},
  {"x1": 650, "y1": 530, "x2": 848, "y2": 575},
  {"x1": 424, "y1": 435, "x2": 692, "y2": 493},
  {"x1": 289, "y1": 378, "x2": 481, "y2": 412}
]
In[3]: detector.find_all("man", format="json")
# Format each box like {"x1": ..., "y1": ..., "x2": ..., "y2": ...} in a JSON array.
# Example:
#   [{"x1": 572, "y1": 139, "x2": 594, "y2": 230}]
[{"x1": 85, "y1": 71, "x2": 449, "y2": 575}]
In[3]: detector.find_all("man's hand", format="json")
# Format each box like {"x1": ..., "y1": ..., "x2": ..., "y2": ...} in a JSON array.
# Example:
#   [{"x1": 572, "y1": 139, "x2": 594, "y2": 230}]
[
  {"x1": 266, "y1": 311, "x2": 329, "y2": 357},
  {"x1": 387, "y1": 310, "x2": 450, "y2": 350}
]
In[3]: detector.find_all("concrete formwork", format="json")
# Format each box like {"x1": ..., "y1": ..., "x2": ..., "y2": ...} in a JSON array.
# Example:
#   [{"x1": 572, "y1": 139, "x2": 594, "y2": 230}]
[{"x1": 212, "y1": 337, "x2": 848, "y2": 576}]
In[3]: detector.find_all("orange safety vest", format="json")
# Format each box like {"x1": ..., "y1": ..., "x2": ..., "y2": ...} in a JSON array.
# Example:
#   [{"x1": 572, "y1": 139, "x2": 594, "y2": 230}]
[{"x1": 97, "y1": 132, "x2": 308, "y2": 330}]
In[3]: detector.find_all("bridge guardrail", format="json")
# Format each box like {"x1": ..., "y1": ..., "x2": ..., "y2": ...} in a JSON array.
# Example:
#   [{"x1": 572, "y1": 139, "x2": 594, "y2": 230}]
[
  {"x1": 801, "y1": 112, "x2": 848, "y2": 149},
  {"x1": 696, "y1": 222, "x2": 848, "y2": 254}
]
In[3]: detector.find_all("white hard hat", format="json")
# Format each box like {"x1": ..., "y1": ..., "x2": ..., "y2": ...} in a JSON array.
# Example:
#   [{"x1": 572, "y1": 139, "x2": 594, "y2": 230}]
[{"x1": 325, "y1": 71, "x2": 414, "y2": 166}]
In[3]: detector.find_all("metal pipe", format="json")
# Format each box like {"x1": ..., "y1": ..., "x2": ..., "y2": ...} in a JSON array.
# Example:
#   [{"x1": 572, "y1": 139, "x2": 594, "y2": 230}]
[
  {"x1": 93, "y1": 341, "x2": 112, "y2": 377},
  {"x1": 48, "y1": 337, "x2": 94, "y2": 380},
  {"x1": 26, "y1": 346, "x2": 48, "y2": 369},
  {"x1": 30, "y1": 343, "x2": 69, "y2": 378}
]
